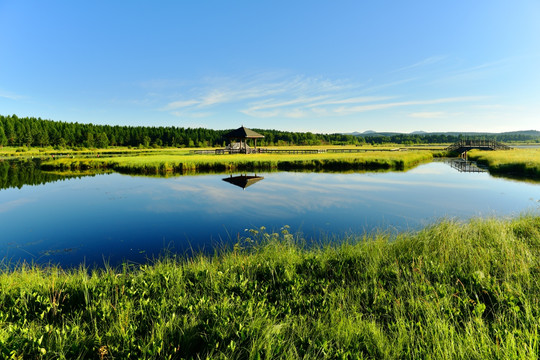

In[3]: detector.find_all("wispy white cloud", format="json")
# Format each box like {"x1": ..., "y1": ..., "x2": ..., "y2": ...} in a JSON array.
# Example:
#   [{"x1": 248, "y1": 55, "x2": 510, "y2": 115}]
[
  {"x1": 307, "y1": 96, "x2": 394, "y2": 107},
  {"x1": 0, "y1": 89, "x2": 23, "y2": 100},
  {"x1": 242, "y1": 95, "x2": 396, "y2": 117},
  {"x1": 456, "y1": 58, "x2": 512, "y2": 74},
  {"x1": 408, "y1": 112, "x2": 446, "y2": 119},
  {"x1": 160, "y1": 74, "x2": 361, "y2": 118},
  {"x1": 473, "y1": 104, "x2": 504, "y2": 110},
  {"x1": 246, "y1": 96, "x2": 329, "y2": 111},
  {"x1": 163, "y1": 100, "x2": 199, "y2": 110},
  {"x1": 284, "y1": 109, "x2": 308, "y2": 119},
  {"x1": 430, "y1": 58, "x2": 513, "y2": 86},
  {"x1": 309, "y1": 96, "x2": 484, "y2": 117},
  {"x1": 392, "y1": 55, "x2": 447, "y2": 73},
  {"x1": 151, "y1": 70, "x2": 489, "y2": 122}
]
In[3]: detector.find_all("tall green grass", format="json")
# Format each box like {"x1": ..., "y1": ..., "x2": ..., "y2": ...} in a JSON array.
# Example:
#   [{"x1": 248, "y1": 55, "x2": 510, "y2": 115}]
[
  {"x1": 1, "y1": 216, "x2": 539, "y2": 359},
  {"x1": 41, "y1": 151, "x2": 433, "y2": 175},
  {"x1": 468, "y1": 149, "x2": 540, "y2": 179}
]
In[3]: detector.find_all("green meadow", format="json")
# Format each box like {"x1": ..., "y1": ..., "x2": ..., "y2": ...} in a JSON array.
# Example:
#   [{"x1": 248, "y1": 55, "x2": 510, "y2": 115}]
[{"x1": 1, "y1": 216, "x2": 539, "y2": 359}]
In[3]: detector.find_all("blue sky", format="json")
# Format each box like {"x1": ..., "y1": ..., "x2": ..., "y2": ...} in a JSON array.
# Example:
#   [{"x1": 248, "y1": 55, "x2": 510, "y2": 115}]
[{"x1": 1, "y1": 1, "x2": 539, "y2": 133}]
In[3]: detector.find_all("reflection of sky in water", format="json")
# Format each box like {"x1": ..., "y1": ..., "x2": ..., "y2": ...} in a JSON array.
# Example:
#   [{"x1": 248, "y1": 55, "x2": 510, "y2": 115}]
[{"x1": 0, "y1": 162, "x2": 538, "y2": 268}]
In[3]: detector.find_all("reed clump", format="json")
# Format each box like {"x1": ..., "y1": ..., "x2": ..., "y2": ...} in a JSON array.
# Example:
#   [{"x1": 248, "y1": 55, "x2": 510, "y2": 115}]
[{"x1": 1, "y1": 216, "x2": 539, "y2": 359}]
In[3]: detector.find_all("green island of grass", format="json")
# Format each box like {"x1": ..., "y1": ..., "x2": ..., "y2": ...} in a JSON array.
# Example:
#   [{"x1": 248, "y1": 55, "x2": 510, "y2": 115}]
[
  {"x1": 1, "y1": 216, "x2": 539, "y2": 359},
  {"x1": 39, "y1": 150, "x2": 434, "y2": 174},
  {"x1": 468, "y1": 148, "x2": 540, "y2": 179}
]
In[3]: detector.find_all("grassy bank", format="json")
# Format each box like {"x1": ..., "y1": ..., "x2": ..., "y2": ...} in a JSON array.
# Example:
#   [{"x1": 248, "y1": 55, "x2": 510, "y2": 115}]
[
  {"x1": 468, "y1": 148, "x2": 540, "y2": 179},
  {"x1": 1, "y1": 216, "x2": 539, "y2": 359},
  {"x1": 40, "y1": 151, "x2": 433, "y2": 174}
]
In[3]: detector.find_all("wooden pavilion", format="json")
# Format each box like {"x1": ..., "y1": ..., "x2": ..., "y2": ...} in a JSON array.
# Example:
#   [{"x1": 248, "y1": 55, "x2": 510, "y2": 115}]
[{"x1": 223, "y1": 126, "x2": 264, "y2": 153}]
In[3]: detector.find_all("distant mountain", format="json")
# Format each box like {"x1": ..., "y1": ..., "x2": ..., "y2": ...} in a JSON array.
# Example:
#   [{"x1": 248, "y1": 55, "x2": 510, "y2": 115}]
[
  {"x1": 344, "y1": 130, "x2": 539, "y2": 137},
  {"x1": 342, "y1": 130, "x2": 375, "y2": 136},
  {"x1": 500, "y1": 130, "x2": 540, "y2": 137}
]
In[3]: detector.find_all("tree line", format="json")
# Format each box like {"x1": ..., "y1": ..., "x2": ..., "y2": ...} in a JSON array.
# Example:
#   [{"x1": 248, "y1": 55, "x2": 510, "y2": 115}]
[
  {"x1": 0, "y1": 114, "x2": 537, "y2": 149},
  {"x1": 0, "y1": 114, "x2": 362, "y2": 148}
]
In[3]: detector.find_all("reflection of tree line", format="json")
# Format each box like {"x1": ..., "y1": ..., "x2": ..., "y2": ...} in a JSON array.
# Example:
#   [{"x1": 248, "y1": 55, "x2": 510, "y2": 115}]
[{"x1": 0, "y1": 159, "x2": 92, "y2": 190}]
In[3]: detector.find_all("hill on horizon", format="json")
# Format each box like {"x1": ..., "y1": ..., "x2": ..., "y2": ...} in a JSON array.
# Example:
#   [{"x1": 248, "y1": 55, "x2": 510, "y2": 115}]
[{"x1": 342, "y1": 130, "x2": 540, "y2": 137}]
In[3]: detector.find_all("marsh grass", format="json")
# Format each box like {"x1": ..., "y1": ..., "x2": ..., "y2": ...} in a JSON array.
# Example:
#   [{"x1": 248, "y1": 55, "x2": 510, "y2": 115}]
[
  {"x1": 468, "y1": 149, "x2": 540, "y2": 179},
  {"x1": 0, "y1": 145, "x2": 443, "y2": 158},
  {"x1": 41, "y1": 151, "x2": 433, "y2": 175},
  {"x1": 1, "y1": 216, "x2": 539, "y2": 359}
]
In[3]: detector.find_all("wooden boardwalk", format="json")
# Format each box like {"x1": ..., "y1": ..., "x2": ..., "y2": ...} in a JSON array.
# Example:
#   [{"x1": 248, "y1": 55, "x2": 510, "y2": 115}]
[
  {"x1": 258, "y1": 149, "x2": 324, "y2": 154},
  {"x1": 189, "y1": 148, "x2": 404, "y2": 155},
  {"x1": 445, "y1": 140, "x2": 511, "y2": 154},
  {"x1": 189, "y1": 149, "x2": 324, "y2": 154}
]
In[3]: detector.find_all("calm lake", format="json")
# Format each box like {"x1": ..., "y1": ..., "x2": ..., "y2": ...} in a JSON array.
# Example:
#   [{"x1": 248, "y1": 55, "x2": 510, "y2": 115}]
[{"x1": 1, "y1": 160, "x2": 539, "y2": 268}]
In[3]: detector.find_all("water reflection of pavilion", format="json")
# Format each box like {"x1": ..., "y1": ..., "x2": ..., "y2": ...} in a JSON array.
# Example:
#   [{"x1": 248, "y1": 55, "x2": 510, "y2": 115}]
[{"x1": 222, "y1": 174, "x2": 264, "y2": 189}]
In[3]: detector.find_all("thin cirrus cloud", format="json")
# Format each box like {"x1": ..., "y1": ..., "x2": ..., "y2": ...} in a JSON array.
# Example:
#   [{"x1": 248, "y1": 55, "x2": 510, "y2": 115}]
[
  {"x1": 327, "y1": 96, "x2": 485, "y2": 117},
  {"x1": 0, "y1": 89, "x2": 23, "y2": 100},
  {"x1": 408, "y1": 112, "x2": 446, "y2": 118},
  {"x1": 390, "y1": 55, "x2": 448, "y2": 73},
  {"x1": 157, "y1": 73, "x2": 485, "y2": 120},
  {"x1": 240, "y1": 95, "x2": 396, "y2": 118},
  {"x1": 242, "y1": 96, "x2": 484, "y2": 118},
  {"x1": 159, "y1": 75, "x2": 356, "y2": 114}
]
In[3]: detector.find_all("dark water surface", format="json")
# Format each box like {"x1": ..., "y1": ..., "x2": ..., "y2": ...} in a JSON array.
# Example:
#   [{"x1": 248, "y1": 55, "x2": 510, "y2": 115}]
[{"x1": 1, "y1": 161, "x2": 538, "y2": 268}]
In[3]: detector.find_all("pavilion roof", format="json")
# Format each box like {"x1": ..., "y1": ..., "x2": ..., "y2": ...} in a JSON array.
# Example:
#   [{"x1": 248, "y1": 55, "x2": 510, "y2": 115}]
[{"x1": 224, "y1": 126, "x2": 264, "y2": 139}]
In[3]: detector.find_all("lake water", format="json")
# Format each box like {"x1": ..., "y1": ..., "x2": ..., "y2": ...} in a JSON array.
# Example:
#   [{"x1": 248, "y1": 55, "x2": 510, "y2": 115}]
[{"x1": 1, "y1": 160, "x2": 538, "y2": 268}]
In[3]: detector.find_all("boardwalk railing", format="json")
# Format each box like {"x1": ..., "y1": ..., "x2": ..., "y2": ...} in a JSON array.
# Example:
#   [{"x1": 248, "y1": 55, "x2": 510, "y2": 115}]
[
  {"x1": 445, "y1": 140, "x2": 511, "y2": 153},
  {"x1": 258, "y1": 148, "x2": 325, "y2": 154},
  {"x1": 189, "y1": 148, "x2": 406, "y2": 155},
  {"x1": 327, "y1": 148, "x2": 402, "y2": 153}
]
